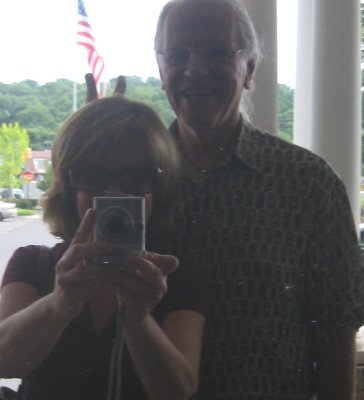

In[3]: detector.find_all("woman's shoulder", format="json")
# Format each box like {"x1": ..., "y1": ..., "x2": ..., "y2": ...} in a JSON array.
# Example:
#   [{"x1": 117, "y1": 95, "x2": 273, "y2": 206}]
[
  {"x1": 10, "y1": 244, "x2": 42, "y2": 257},
  {"x1": 1, "y1": 242, "x2": 66, "y2": 290},
  {"x1": 7, "y1": 242, "x2": 65, "y2": 266}
]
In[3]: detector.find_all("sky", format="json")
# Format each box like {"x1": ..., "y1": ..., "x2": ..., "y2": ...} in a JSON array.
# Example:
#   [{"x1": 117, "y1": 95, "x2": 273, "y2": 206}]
[{"x1": 0, "y1": 0, "x2": 298, "y2": 87}]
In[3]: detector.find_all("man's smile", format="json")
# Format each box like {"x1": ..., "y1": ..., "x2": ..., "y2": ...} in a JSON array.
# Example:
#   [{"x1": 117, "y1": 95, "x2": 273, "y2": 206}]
[{"x1": 180, "y1": 88, "x2": 216, "y2": 98}]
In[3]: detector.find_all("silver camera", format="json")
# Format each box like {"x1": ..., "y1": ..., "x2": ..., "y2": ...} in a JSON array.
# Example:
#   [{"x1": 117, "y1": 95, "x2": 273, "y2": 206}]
[{"x1": 93, "y1": 196, "x2": 146, "y2": 266}]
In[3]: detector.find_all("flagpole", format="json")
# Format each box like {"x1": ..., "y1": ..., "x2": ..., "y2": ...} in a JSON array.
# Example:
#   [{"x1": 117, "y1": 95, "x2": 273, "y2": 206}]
[
  {"x1": 102, "y1": 80, "x2": 108, "y2": 97},
  {"x1": 72, "y1": 81, "x2": 78, "y2": 111}
]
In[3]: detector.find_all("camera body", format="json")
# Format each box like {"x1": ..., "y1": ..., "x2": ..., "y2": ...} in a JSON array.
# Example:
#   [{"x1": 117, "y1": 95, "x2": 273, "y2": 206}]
[{"x1": 93, "y1": 196, "x2": 146, "y2": 266}]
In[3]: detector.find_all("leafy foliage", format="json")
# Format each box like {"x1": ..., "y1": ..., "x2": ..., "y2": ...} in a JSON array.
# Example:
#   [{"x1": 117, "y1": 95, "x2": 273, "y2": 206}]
[
  {"x1": 0, "y1": 76, "x2": 176, "y2": 151},
  {"x1": 277, "y1": 84, "x2": 294, "y2": 142},
  {"x1": 0, "y1": 76, "x2": 293, "y2": 149},
  {"x1": 0, "y1": 79, "x2": 73, "y2": 150},
  {"x1": 0, "y1": 122, "x2": 29, "y2": 188},
  {"x1": 37, "y1": 163, "x2": 54, "y2": 192},
  {"x1": 2, "y1": 74, "x2": 364, "y2": 179},
  {"x1": 361, "y1": 3, "x2": 364, "y2": 43},
  {"x1": 114, "y1": 76, "x2": 175, "y2": 126}
]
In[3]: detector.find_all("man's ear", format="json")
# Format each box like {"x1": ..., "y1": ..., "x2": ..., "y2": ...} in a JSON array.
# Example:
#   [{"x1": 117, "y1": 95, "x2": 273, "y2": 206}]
[
  {"x1": 243, "y1": 59, "x2": 256, "y2": 89},
  {"x1": 157, "y1": 61, "x2": 166, "y2": 91},
  {"x1": 159, "y1": 71, "x2": 166, "y2": 91}
]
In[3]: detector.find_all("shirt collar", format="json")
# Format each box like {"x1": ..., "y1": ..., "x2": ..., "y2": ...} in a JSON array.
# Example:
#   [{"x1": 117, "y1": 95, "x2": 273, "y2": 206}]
[
  {"x1": 170, "y1": 117, "x2": 265, "y2": 174},
  {"x1": 235, "y1": 119, "x2": 264, "y2": 173}
]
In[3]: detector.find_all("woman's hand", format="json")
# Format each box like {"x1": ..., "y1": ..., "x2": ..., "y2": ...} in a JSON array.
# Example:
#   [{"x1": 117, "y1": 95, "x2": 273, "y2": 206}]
[
  {"x1": 52, "y1": 207, "x2": 179, "y2": 323},
  {"x1": 113, "y1": 252, "x2": 179, "y2": 325},
  {"x1": 52, "y1": 209, "x2": 118, "y2": 320}
]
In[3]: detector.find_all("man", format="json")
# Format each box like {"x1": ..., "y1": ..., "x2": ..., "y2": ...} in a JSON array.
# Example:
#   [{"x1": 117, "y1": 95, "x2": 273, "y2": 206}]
[{"x1": 154, "y1": 0, "x2": 364, "y2": 399}]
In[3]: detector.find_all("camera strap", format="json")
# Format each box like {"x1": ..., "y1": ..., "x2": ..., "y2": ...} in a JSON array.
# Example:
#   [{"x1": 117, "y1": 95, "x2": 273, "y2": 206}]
[
  {"x1": 107, "y1": 295, "x2": 127, "y2": 400},
  {"x1": 36, "y1": 245, "x2": 127, "y2": 400}
]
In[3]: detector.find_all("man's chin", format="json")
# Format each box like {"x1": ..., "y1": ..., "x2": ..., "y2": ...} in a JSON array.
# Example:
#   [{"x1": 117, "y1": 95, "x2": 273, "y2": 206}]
[
  {"x1": 180, "y1": 114, "x2": 217, "y2": 131},
  {"x1": 177, "y1": 103, "x2": 218, "y2": 129}
]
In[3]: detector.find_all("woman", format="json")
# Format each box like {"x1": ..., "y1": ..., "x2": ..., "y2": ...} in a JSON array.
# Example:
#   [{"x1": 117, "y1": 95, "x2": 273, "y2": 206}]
[{"x1": 0, "y1": 96, "x2": 206, "y2": 400}]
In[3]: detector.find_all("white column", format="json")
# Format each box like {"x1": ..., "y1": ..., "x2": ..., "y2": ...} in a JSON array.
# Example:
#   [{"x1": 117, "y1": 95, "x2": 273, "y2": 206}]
[
  {"x1": 310, "y1": 0, "x2": 361, "y2": 226},
  {"x1": 293, "y1": 0, "x2": 314, "y2": 149},
  {"x1": 243, "y1": 0, "x2": 278, "y2": 135}
]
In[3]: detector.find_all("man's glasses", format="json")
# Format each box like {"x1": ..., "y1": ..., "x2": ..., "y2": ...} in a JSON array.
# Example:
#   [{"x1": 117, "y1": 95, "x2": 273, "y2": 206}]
[
  {"x1": 68, "y1": 166, "x2": 163, "y2": 196},
  {"x1": 157, "y1": 47, "x2": 244, "y2": 67}
]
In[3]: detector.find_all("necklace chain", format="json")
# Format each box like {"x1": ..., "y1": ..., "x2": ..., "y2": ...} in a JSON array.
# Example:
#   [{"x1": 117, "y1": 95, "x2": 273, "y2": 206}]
[
  {"x1": 180, "y1": 145, "x2": 228, "y2": 174},
  {"x1": 179, "y1": 132, "x2": 239, "y2": 175}
]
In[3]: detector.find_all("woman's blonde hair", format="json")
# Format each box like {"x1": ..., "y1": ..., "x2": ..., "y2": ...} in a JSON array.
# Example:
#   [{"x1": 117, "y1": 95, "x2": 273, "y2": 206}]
[{"x1": 42, "y1": 96, "x2": 180, "y2": 240}]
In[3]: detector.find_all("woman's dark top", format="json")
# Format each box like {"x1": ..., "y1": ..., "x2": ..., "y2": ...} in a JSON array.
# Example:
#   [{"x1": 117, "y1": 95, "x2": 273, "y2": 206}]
[{"x1": 2, "y1": 242, "x2": 207, "y2": 400}]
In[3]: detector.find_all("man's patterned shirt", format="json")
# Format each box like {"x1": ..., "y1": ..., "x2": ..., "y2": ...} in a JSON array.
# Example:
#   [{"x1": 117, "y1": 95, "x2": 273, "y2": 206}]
[{"x1": 164, "y1": 121, "x2": 364, "y2": 400}]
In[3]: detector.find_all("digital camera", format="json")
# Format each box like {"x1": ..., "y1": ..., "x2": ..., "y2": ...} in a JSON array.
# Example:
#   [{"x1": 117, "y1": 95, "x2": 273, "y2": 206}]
[{"x1": 93, "y1": 196, "x2": 146, "y2": 266}]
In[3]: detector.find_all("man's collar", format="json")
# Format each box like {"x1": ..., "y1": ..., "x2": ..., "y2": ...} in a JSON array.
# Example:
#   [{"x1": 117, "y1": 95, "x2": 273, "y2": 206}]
[
  {"x1": 235, "y1": 120, "x2": 264, "y2": 173},
  {"x1": 169, "y1": 118, "x2": 264, "y2": 174},
  {"x1": 169, "y1": 120, "x2": 179, "y2": 138}
]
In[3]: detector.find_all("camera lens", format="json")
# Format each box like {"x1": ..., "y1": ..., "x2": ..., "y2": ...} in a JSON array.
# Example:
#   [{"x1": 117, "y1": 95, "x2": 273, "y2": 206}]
[
  {"x1": 105, "y1": 213, "x2": 132, "y2": 235},
  {"x1": 97, "y1": 206, "x2": 134, "y2": 242}
]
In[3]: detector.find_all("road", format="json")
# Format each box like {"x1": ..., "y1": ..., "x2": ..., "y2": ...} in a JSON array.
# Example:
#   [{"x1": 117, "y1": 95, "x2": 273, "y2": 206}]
[{"x1": 0, "y1": 213, "x2": 60, "y2": 280}]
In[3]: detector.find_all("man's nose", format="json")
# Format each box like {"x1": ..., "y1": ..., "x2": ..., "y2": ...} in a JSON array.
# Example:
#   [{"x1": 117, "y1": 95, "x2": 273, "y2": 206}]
[{"x1": 184, "y1": 52, "x2": 209, "y2": 77}]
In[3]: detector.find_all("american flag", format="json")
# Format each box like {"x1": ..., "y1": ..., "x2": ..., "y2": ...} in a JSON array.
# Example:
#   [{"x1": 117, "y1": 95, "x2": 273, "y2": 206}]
[{"x1": 77, "y1": 0, "x2": 104, "y2": 85}]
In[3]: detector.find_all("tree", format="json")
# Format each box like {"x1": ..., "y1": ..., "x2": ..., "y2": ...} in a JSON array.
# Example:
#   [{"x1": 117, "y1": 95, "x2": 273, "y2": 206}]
[
  {"x1": 0, "y1": 76, "x2": 293, "y2": 148},
  {"x1": 37, "y1": 163, "x2": 53, "y2": 192},
  {"x1": 361, "y1": 3, "x2": 364, "y2": 174},
  {"x1": 0, "y1": 122, "x2": 29, "y2": 188},
  {"x1": 122, "y1": 76, "x2": 175, "y2": 126},
  {"x1": 278, "y1": 84, "x2": 294, "y2": 142},
  {"x1": 361, "y1": 3, "x2": 364, "y2": 43}
]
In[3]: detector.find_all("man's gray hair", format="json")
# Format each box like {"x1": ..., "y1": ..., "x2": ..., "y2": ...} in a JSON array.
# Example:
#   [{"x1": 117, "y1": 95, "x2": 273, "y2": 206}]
[
  {"x1": 154, "y1": 0, "x2": 261, "y2": 64},
  {"x1": 154, "y1": 0, "x2": 262, "y2": 120}
]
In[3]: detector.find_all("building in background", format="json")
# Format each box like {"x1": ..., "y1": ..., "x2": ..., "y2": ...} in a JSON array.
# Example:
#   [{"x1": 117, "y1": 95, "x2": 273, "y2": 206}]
[{"x1": 23, "y1": 150, "x2": 51, "y2": 199}]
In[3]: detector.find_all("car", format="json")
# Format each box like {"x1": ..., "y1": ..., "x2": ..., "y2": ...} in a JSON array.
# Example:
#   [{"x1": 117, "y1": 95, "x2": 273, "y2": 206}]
[
  {"x1": 360, "y1": 223, "x2": 364, "y2": 249},
  {"x1": 1, "y1": 188, "x2": 24, "y2": 199},
  {"x1": 359, "y1": 223, "x2": 364, "y2": 252},
  {"x1": 0, "y1": 200, "x2": 17, "y2": 221}
]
